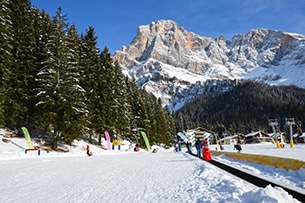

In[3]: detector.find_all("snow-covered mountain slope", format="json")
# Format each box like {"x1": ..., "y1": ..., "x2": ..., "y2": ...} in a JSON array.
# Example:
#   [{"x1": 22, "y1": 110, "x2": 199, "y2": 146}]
[{"x1": 114, "y1": 20, "x2": 305, "y2": 111}]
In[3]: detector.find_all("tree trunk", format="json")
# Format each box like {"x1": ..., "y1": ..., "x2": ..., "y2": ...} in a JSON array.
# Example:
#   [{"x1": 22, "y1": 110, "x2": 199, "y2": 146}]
[
  {"x1": 52, "y1": 131, "x2": 59, "y2": 150},
  {"x1": 98, "y1": 134, "x2": 101, "y2": 145}
]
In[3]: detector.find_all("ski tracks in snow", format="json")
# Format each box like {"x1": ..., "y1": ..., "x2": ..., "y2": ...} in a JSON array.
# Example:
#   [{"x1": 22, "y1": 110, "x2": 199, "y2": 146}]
[
  {"x1": 0, "y1": 151, "x2": 296, "y2": 203},
  {"x1": 171, "y1": 153, "x2": 256, "y2": 203}
]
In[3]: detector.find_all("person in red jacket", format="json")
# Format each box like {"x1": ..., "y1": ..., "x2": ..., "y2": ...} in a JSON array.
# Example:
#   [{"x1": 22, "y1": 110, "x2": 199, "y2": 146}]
[
  {"x1": 202, "y1": 139, "x2": 212, "y2": 161},
  {"x1": 134, "y1": 144, "x2": 140, "y2": 152},
  {"x1": 86, "y1": 145, "x2": 92, "y2": 156}
]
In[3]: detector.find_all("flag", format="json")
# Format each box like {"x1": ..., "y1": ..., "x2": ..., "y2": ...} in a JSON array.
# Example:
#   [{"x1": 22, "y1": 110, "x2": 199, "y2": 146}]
[
  {"x1": 21, "y1": 127, "x2": 33, "y2": 149},
  {"x1": 140, "y1": 131, "x2": 151, "y2": 151},
  {"x1": 104, "y1": 131, "x2": 112, "y2": 150},
  {"x1": 177, "y1": 132, "x2": 188, "y2": 143}
]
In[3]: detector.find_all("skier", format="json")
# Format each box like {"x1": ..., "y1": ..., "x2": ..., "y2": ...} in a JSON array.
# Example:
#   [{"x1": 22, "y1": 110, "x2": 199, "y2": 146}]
[
  {"x1": 219, "y1": 142, "x2": 224, "y2": 150},
  {"x1": 134, "y1": 144, "x2": 140, "y2": 152},
  {"x1": 186, "y1": 141, "x2": 192, "y2": 154},
  {"x1": 86, "y1": 145, "x2": 92, "y2": 156},
  {"x1": 177, "y1": 140, "x2": 182, "y2": 151},
  {"x1": 195, "y1": 138, "x2": 202, "y2": 157},
  {"x1": 234, "y1": 142, "x2": 242, "y2": 152},
  {"x1": 173, "y1": 140, "x2": 178, "y2": 152}
]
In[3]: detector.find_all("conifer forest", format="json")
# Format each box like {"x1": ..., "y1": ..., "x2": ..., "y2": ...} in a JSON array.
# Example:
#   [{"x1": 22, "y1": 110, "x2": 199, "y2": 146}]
[{"x1": 0, "y1": 0, "x2": 176, "y2": 149}]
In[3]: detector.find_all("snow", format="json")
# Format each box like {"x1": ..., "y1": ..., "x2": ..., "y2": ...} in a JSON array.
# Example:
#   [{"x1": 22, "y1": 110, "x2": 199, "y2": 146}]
[{"x1": 0, "y1": 130, "x2": 304, "y2": 203}]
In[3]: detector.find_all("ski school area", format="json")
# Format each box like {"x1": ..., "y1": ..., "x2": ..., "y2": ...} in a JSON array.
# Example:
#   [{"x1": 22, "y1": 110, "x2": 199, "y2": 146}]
[
  {"x1": 2, "y1": 126, "x2": 305, "y2": 168},
  {"x1": 1, "y1": 127, "x2": 154, "y2": 157},
  {"x1": 174, "y1": 130, "x2": 305, "y2": 171},
  {"x1": 1, "y1": 128, "x2": 305, "y2": 202}
]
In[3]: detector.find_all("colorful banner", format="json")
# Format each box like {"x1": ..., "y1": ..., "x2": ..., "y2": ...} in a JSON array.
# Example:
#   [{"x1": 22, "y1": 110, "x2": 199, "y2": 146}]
[
  {"x1": 204, "y1": 132, "x2": 212, "y2": 139},
  {"x1": 177, "y1": 132, "x2": 188, "y2": 143},
  {"x1": 104, "y1": 131, "x2": 112, "y2": 150},
  {"x1": 21, "y1": 127, "x2": 33, "y2": 149},
  {"x1": 186, "y1": 133, "x2": 196, "y2": 146},
  {"x1": 140, "y1": 131, "x2": 151, "y2": 151}
]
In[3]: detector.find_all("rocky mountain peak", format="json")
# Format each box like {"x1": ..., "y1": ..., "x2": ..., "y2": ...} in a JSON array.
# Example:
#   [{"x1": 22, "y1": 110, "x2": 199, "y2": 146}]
[
  {"x1": 115, "y1": 19, "x2": 216, "y2": 74},
  {"x1": 114, "y1": 20, "x2": 305, "y2": 111}
]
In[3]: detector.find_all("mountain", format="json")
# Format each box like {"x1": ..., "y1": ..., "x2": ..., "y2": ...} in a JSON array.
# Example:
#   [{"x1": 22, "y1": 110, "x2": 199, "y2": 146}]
[{"x1": 114, "y1": 20, "x2": 305, "y2": 111}]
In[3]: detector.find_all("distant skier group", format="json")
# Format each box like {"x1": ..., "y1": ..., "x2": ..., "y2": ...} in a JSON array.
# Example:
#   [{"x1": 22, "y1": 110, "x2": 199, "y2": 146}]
[
  {"x1": 173, "y1": 140, "x2": 182, "y2": 152},
  {"x1": 195, "y1": 138, "x2": 212, "y2": 161}
]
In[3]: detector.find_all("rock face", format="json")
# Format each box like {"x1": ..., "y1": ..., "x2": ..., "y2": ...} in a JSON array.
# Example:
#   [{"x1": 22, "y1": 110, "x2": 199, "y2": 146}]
[{"x1": 114, "y1": 20, "x2": 305, "y2": 111}]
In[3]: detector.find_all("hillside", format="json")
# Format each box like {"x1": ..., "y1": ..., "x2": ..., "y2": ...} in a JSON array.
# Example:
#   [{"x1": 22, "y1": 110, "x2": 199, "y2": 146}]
[{"x1": 175, "y1": 80, "x2": 305, "y2": 134}]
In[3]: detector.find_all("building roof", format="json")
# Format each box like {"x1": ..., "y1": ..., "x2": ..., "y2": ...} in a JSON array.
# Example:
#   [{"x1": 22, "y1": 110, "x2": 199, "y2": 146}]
[
  {"x1": 218, "y1": 135, "x2": 238, "y2": 142},
  {"x1": 244, "y1": 131, "x2": 269, "y2": 138}
]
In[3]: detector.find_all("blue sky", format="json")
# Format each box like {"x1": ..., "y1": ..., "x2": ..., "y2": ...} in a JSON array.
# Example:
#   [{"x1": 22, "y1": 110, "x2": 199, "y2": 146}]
[{"x1": 31, "y1": 0, "x2": 305, "y2": 54}]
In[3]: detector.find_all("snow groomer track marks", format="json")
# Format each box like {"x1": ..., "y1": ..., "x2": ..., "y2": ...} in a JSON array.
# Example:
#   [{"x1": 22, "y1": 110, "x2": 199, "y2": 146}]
[
  {"x1": 191, "y1": 153, "x2": 305, "y2": 202},
  {"x1": 207, "y1": 159, "x2": 305, "y2": 202}
]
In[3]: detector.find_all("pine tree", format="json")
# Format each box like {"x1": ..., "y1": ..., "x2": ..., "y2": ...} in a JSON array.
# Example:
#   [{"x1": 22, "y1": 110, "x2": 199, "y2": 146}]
[
  {"x1": 31, "y1": 10, "x2": 53, "y2": 128},
  {"x1": 79, "y1": 26, "x2": 101, "y2": 143},
  {"x1": 36, "y1": 8, "x2": 85, "y2": 149},
  {"x1": 125, "y1": 78, "x2": 144, "y2": 142},
  {"x1": 144, "y1": 94, "x2": 157, "y2": 143},
  {"x1": 100, "y1": 47, "x2": 120, "y2": 140},
  {"x1": 0, "y1": 0, "x2": 14, "y2": 126},
  {"x1": 163, "y1": 109, "x2": 176, "y2": 145},
  {"x1": 110, "y1": 60, "x2": 131, "y2": 138},
  {"x1": 135, "y1": 89, "x2": 150, "y2": 147},
  {"x1": 60, "y1": 24, "x2": 87, "y2": 143},
  {"x1": 4, "y1": 0, "x2": 36, "y2": 129},
  {"x1": 154, "y1": 98, "x2": 168, "y2": 144}
]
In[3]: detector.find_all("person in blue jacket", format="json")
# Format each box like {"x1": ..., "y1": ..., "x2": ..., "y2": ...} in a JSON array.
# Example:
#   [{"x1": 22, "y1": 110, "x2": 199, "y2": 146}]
[{"x1": 195, "y1": 138, "x2": 202, "y2": 157}]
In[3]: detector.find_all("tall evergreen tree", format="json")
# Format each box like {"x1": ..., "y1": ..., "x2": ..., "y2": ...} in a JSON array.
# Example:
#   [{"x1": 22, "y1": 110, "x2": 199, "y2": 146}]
[
  {"x1": 31, "y1": 10, "x2": 53, "y2": 128},
  {"x1": 154, "y1": 98, "x2": 168, "y2": 144},
  {"x1": 36, "y1": 8, "x2": 84, "y2": 149},
  {"x1": 98, "y1": 46, "x2": 118, "y2": 139},
  {"x1": 125, "y1": 78, "x2": 144, "y2": 142},
  {"x1": 144, "y1": 93, "x2": 157, "y2": 143},
  {"x1": 0, "y1": 0, "x2": 14, "y2": 126},
  {"x1": 60, "y1": 24, "x2": 87, "y2": 144},
  {"x1": 5, "y1": 0, "x2": 36, "y2": 129},
  {"x1": 163, "y1": 109, "x2": 176, "y2": 145},
  {"x1": 79, "y1": 26, "x2": 101, "y2": 143},
  {"x1": 110, "y1": 60, "x2": 131, "y2": 137},
  {"x1": 135, "y1": 89, "x2": 150, "y2": 146}
]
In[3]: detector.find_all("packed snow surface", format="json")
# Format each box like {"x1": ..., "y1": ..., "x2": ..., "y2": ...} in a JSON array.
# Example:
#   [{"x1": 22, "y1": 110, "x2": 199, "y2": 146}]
[{"x1": 0, "y1": 132, "x2": 304, "y2": 203}]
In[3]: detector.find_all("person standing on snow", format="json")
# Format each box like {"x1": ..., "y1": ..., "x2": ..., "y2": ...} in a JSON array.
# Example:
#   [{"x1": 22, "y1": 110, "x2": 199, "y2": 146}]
[
  {"x1": 202, "y1": 138, "x2": 208, "y2": 147},
  {"x1": 219, "y1": 142, "x2": 224, "y2": 150},
  {"x1": 186, "y1": 141, "x2": 192, "y2": 154},
  {"x1": 177, "y1": 140, "x2": 182, "y2": 151},
  {"x1": 202, "y1": 139, "x2": 212, "y2": 161},
  {"x1": 234, "y1": 141, "x2": 242, "y2": 152},
  {"x1": 195, "y1": 138, "x2": 202, "y2": 157},
  {"x1": 134, "y1": 144, "x2": 140, "y2": 152},
  {"x1": 173, "y1": 140, "x2": 178, "y2": 152},
  {"x1": 86, "y1": 145, "x2": 92, "y2": 156}
]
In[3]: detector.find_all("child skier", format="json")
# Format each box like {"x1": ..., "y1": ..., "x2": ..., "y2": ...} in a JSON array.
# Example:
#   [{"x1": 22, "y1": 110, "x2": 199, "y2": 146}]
[
  {"x1": 134, "y1": 144, "x2": 140, "y2": 152},
  {"x1": 86, "y1": 145, "x2": 92, "y2": 156}
]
